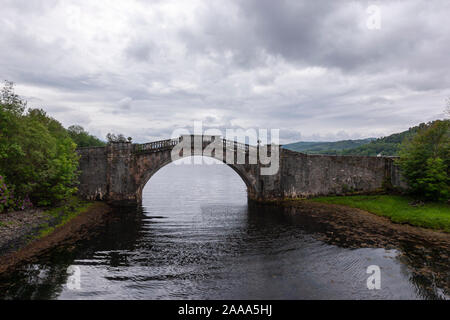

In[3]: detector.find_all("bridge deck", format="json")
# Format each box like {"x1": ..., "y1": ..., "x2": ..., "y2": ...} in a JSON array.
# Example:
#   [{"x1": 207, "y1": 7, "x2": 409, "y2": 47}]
[{"x1": 133, "y1": 135, "x2": 254, "y2": 154}]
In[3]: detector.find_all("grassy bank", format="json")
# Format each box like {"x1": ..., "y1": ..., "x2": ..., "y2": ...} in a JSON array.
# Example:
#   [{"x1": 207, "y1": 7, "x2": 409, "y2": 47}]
[
  {"x1": 36, "y1": 197, "x2": 94, "y2": 239},
  {"x1": 310, "y1": 195, "x2": 450, "y2": 233}
]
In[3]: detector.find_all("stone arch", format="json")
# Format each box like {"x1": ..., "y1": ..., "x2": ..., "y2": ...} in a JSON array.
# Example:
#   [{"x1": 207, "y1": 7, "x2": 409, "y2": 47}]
[
  {"x1": 134, "y1": 153, "x2": 259, "y2": 203},
  {"x1": 77, "y1": 139, "x2": 405, "y2": 206}
]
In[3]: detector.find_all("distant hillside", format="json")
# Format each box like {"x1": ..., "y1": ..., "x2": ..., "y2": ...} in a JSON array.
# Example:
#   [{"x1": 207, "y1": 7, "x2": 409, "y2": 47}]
[
  {"x1": 283, "y1": 121, "x2": 438, "y2": 156},
  {"x1": 283, "y1": 138, "x2": 375, "y2": 154},
  {"x1": 339, "y1": 122, "x2": 430, "y2": 156}
]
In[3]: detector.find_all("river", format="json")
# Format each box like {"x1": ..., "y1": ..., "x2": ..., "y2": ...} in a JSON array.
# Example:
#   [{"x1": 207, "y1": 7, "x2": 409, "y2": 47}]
[{"x1": 0, "y1": 157, "x2": 447, "y2": 299}]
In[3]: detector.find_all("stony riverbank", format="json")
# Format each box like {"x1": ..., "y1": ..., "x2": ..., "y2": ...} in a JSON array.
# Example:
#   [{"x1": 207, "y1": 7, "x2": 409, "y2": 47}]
[
  {"x1": 0, "y1": 208, "x2": 49, "y2": 257},
  {"x1": 0, "y1": 200, "x2": 113, "y2": 274},
  {"x1": 258, "y1": 200, "x2": 450, "y2": 296}
]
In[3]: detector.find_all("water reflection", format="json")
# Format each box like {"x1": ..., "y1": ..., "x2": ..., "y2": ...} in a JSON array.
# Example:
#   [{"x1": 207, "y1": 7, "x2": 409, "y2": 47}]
[{"x1": 0, "y1": 158, "x2": 448, "y2": 299}]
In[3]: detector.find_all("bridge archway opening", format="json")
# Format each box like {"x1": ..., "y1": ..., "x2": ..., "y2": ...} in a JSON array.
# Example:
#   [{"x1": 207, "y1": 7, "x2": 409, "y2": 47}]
[{"x1": 140, "y1": 156, "x2": 250, "y2": 206}]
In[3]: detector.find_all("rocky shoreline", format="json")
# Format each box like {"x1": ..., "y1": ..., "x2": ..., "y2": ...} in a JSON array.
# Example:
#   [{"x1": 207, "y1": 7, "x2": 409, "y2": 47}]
[
  {"x1": 0, "y1": 208, "x2": 49, "y2": 258},
  {"x1": 257, "y1": 200, "x2": 450, "y2": 297},
  {"x1": 0, "y1": 202, "x2": 113, "y2": 274}
]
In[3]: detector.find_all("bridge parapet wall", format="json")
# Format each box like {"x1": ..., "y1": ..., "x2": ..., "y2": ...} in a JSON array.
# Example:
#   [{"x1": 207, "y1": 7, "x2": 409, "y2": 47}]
[
  {"x1": 77, "y1": 139, "x2": 408, "y2": 206},
  {"x1": 277, "y1": 149, "x2": 406, "y2": 198}
]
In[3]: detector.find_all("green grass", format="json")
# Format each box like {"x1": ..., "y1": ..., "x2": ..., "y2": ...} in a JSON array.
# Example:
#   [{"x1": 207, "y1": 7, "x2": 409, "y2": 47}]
[
  {"x1": 310, "y1": 195, "x2": 450, "y2": 233},
  {"x1": 36, "y1": 197, "x2": 94, "y2": 239}
]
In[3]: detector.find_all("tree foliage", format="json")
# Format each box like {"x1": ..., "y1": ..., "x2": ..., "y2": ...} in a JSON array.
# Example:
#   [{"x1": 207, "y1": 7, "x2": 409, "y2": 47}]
[
  {"x1": 0, "y1": 81, "x2": 80, "y2": 210},
  {"x1": 68, "y1": 125, "x2": 106, "y2": 148},
  {"x1": 397, "y1": 120, "x2": 449, "y2": 202}
]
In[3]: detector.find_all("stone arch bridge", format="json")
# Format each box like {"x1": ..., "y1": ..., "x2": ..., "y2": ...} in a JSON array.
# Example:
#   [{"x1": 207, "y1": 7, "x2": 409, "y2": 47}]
[{"x1": 77, "y1": 135, "x2": 405, "y2": 206}]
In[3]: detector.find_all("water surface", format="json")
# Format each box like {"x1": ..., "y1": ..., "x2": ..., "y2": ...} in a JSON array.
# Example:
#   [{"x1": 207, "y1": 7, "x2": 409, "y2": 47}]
[{"x1": 0, "y1": 157, "x2": 447, "y2": 299}]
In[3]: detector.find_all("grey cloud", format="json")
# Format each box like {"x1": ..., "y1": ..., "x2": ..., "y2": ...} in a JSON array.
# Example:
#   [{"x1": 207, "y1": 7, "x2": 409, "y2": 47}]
[
  {"x1": 125, "y1": 41, "x2": 156, "y2": 62},
  {"x1": 0, "y1": 0, "x2": 448, "y2": 144},
  {"x1": 2, "y1": 0, "x2": 59, "y2": 14},
  {"x1": 180, "y1": 0, "x2": 450, "y2": 80},
  {"x1": 118, "y1": 97, "x2": 133, "y2": 110}
]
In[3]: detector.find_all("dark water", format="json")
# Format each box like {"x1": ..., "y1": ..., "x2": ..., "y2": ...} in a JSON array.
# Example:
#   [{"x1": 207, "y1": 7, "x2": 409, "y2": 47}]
[{"x1": 0, "y1": 157, "x2": 448, "y2": 300}]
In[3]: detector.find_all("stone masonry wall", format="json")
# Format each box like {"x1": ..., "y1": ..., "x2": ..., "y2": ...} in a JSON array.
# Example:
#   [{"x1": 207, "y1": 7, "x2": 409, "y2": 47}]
[
  {"x1": 276, "y1": 149, "x2": 405, "y2": 198},
  {"x1": 77, "y1": 144, "x2": 407, "y2": 205},
  {"x1": 77, "y1": 146, "x2": 108, "y2": 200}
]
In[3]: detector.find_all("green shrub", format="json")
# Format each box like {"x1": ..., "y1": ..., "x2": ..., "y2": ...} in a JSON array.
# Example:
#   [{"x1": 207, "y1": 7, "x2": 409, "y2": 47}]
[
  {"x1": 0, "y1": 174, "x2": 32, "y2": 212},
  {"x1": 417, "y1": 158, "x2": 449, "y2": 201},
  {"x1": 397, "y1": 120, "x2": 449, "y2": 202},
  {"x1": 0, "y1": 174, "x2": 14, "y2": 212}
]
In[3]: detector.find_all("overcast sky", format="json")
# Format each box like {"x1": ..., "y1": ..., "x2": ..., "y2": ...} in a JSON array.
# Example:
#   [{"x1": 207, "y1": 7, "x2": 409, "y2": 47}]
[{"x1": 1, "y1": 0, "x2": 449, "y2": 143}]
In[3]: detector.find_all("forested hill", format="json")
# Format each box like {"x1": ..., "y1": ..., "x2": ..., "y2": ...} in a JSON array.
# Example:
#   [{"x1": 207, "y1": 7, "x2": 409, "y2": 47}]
[
  {"x1": 283, "y1": 138, "x2": 375, "y2": 154},
  {"x1": 338, "y1": 123, "x2": 430, "y2": 156},
  {"x1": 283, "y1": 122, "x2": 438, "y2": 156}
]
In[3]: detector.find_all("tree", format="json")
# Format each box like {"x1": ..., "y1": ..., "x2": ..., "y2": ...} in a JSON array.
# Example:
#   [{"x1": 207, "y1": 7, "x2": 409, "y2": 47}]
[
  {"x1": 397, "y1": 120, "x2": 449, "y2": 202},
  {"x1": 418, "y1": 158, "x2": 448, "y2": 201},
  {"x1": 68, "y1": 125, "x2": 105, "y2": 148},
  {"x1": 1, "y1": 80, "x2": 26, "y2": 116},
  {"x1": 0, "y1": 82, "x2": 80, "y2": 210},
  {"x1": 106, "y1": 133, "x2": 129, "y2": 143}
]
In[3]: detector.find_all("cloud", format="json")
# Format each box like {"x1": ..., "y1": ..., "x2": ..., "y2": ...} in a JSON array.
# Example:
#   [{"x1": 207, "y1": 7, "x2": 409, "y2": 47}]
[
  {"x1": 0, "y1": 0, "x2": 448, "y2": 144},
  {"x1": 117, "y1": 97, "x2": 133, "y2": 110}
]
